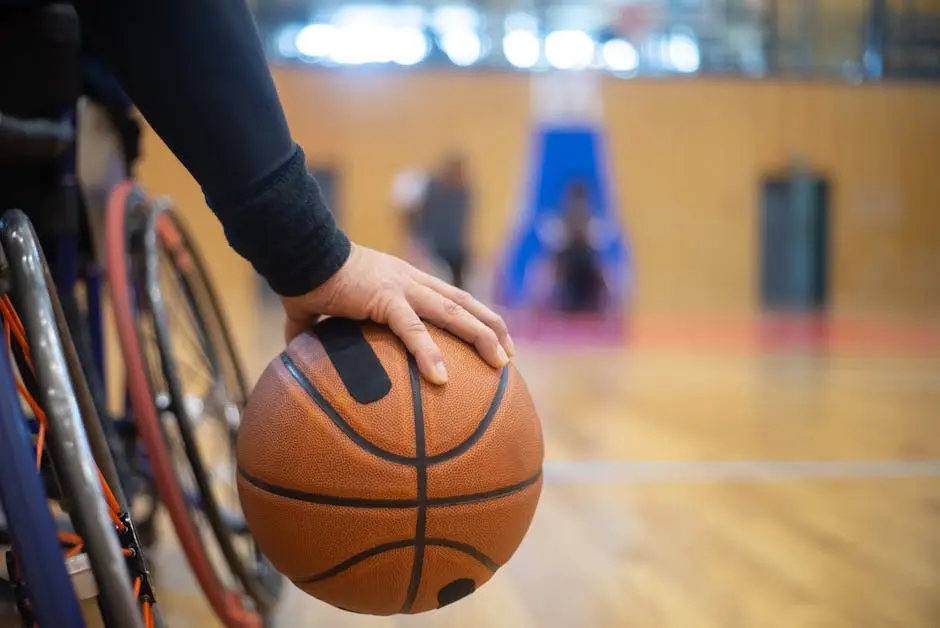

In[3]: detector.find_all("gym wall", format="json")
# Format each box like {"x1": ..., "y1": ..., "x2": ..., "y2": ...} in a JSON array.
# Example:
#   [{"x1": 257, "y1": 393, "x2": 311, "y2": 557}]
[{"x1": 137, "y1": 68, "x2": 940, "y2": 321}]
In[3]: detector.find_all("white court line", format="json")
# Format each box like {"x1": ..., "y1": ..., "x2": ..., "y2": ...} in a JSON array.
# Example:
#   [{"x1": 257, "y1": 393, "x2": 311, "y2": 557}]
[{"x1": 542, "y1": 459, "x2": 940, "y2": 484}]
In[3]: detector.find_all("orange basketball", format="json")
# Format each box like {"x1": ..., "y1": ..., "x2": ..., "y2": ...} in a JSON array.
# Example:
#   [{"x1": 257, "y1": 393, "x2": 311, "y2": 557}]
[{"x1": 236, "y1": 318, "x2": 544, "y2": 615}]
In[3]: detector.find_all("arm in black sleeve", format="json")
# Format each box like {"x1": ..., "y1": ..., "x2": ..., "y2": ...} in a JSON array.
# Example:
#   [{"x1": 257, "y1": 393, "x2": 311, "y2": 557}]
[{"x1": 74, "y1": 0, "x2": 350, "y2": 296}]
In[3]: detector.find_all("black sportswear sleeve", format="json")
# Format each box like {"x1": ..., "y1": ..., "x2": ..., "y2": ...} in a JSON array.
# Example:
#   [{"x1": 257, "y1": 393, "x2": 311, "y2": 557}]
[{"x1": 74, "y1": 0, "x2": 350, "y2": 296}]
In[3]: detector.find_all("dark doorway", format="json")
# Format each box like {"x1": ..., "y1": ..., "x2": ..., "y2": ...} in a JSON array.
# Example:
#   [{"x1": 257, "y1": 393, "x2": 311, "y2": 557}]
[{"x1": 759, "y1": 170, "x2": 830, "y2": 311}]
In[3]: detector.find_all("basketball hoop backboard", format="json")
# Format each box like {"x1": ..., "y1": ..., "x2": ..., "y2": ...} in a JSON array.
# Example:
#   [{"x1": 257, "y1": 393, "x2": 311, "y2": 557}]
[{"x1": 531, "y1": 70, "x2": 603, "y2": 124}]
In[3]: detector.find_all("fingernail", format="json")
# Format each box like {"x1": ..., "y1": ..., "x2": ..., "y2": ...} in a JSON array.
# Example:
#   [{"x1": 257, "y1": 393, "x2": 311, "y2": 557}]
[
  {"x1": 496, "y1": 345, "x2": 509, "y2": 366},
  {"x1": 505, "y1": 335, "x2": 516, "y2": 357},
  {"x1": 432, "y1": 361, "x2": 449, "y2": 384}
]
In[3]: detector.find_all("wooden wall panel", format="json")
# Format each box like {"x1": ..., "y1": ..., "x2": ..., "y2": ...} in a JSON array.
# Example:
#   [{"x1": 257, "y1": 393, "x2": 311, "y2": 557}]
[{"x1": 137, "y1": 69, "x2": 940, "y2": 318}]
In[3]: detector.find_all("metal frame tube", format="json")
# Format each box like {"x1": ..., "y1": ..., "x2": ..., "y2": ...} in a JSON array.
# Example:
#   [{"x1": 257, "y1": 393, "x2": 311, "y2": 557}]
[{"x1": 0, "y1": 209, "x2": 143, "y2": 628}]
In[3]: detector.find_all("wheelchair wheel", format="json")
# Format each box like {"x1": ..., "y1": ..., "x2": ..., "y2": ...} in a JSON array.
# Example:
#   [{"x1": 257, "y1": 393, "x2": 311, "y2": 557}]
[
  {"x1": 0, "y1": 209, "x2": 154, "y2": 628},
  {"x1": 105, "y1": 181, "x2": 262, "y2": 628},
  {"x1": 137, "y1": 203, "x2": 284, "y2": 614}
]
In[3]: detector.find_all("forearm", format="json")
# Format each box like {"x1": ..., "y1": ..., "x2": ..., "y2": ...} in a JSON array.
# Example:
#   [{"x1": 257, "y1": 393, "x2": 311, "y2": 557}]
[
  {"x1": 75, "y1": 0, "x2": 349, "y2": 295},
  {"x1": 209, "y1": 145, "x2": 350, "y2": 296},
  {"x1": 75, "y1": 0, "x2": 291, "y2": 200}
]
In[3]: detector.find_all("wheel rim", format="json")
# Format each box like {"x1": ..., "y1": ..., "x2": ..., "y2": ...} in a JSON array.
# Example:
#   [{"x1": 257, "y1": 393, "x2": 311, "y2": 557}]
[
  {"x1": 104, "y1": 181, "x2": 261, "y2": 628},
  {"x1": 132, "y1": 205, "x2": 281, "y2": 612}
]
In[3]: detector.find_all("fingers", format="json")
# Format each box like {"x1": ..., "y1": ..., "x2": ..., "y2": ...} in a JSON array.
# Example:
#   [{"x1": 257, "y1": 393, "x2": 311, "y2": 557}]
[
  {"x1": 421, "y1": 275, "x2": 514, "y2": 356},
  {"x1": 409, "y1": 285, "x2": 509, "y2": 370},
  {"x1": 384, "y1": 300, "x2": 449, "y2": 385}
]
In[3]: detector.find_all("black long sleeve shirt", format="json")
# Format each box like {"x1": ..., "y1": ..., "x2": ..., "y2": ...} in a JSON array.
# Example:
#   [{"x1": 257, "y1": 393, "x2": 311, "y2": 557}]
[{"x1": 75, "y1": 0, "x2": 350, "y2": 296}]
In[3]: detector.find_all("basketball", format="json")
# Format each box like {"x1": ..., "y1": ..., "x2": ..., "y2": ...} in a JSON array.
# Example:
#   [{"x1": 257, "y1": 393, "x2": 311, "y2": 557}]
[{"x1": 235, "y1": 317, "x2": 544, "y2": 615}]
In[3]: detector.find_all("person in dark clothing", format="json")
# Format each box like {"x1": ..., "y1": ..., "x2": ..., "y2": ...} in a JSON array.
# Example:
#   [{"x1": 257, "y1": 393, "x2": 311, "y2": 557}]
[
  {"x1": 540, "y1": 180, "x2": 608, "y2": 313},
  {"x1": 0, "y1": 0, "x2": 512, "y2": 384},
  {"x1": 417, "y1": 154, "x2": 473, "y2": 291}
]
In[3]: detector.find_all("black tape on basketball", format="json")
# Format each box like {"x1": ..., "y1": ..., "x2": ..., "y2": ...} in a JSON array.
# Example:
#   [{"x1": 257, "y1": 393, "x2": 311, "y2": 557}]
[
  {"x1": 314, "y1": 317, "x2": 392, "y2": 404},
  {"x1": 437, "y1": 578, "x2": 476, "y2": 608}
]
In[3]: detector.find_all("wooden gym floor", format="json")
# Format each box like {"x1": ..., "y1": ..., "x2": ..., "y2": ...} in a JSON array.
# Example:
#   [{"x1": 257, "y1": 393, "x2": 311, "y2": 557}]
[{"x1": 149, "y1": 308, "x2": 940, "y2": 628}]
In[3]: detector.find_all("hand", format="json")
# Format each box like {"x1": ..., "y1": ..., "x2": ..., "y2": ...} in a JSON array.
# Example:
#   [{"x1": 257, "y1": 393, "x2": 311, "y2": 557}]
[{"x1": 282, "y1": 243, "x2": 514, "y2": 385}]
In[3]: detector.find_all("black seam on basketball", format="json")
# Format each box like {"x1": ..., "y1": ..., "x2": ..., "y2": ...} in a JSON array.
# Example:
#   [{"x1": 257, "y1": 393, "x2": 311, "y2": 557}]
[
  {"x1": 427, "y1": 471, "x2": 541, "y2": 506},
  {"x1": 292, "y1": 539, "x2": 415, "y2": 583},
  {"x1": 237, "y1": 467, "x2": 418, "y2": 507},
  {"x1": 425, "y1": 366, "x2": 509, "y2": 465},
  {"x1": 281, "y1": 353, "x2": 509, "y2": 468},
  {"x1": 425, "y1": 538, "x2": 500, "y2": 572},
  {"x1": 281, "y1": 352, "x2": 415, "y2": 465},
  {"x1": 401, "y1": 356, "x2": 427, "y2": 613},
  {"x1": 289, "y1": 538, "x2": 500, "y2": 584},
  {"x1": 237, "y1": 466, "x2": 542, "y2": 508}
]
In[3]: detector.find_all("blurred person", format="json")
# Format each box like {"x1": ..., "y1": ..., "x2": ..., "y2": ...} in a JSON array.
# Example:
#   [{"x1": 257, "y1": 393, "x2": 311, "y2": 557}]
[
  {"x1": 1, "y1": 0, "x2": 513, "y2": 385},
  {"x1": 536, "y1": 180, "x2": 611, "y2": 314},
  {"x1": 391, "y1": 166, "x2": 429, "y2": 241},
  {"x1": 390, "y1": 166, "x2": 454, "y2": 284},
  {"x1": 417, "y1": 154, "x2": 474, "y2": 291},
  {"x1": 391, "y1": 166, "x2": 433, "y2": 267}
]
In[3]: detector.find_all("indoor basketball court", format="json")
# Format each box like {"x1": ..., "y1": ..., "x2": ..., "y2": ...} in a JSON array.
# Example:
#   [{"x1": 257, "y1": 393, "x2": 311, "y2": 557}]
[
  {"x1": 131, "y1": 11, "x2": 940, "y2": 621},
  {"x1": 133, "y1": 52, "x2": 940, "y2": 623},
  {"x1": 146, "y1": 308, "x2": 940, "y2": 627},
  {"x1": 2, "y1": 1, "x2": 938, "y2": 627}
]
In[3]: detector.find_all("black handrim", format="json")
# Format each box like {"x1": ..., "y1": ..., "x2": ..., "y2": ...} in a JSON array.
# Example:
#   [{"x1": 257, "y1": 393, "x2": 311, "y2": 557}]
[{"x1": 123, "y1": 216, "x2": 232, "y2": 588}]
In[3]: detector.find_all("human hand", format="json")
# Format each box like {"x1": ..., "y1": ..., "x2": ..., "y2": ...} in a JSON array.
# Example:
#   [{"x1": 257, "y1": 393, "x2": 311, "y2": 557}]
[{"x1": 282, "y1": 243, "x2": 514, "y2": 385}]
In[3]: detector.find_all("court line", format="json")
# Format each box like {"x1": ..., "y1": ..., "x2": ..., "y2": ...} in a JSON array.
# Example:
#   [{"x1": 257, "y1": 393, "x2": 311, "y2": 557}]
[{"x1": 542, "y1": 459, "x2": 940, "y2": 484}]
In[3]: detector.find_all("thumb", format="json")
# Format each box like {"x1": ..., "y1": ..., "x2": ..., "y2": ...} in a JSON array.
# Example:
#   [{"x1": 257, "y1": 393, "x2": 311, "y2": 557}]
[{"x1": 284, "y1": 312, "x2": 312, "y2": 345}]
